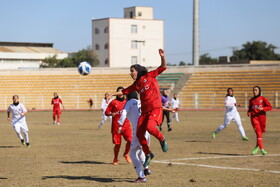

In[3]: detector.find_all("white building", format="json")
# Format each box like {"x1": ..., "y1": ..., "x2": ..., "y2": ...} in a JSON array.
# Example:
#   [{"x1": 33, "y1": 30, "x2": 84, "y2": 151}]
[
  {"x1": 92, "y1": 6, "x2": 164, "y2": 68},
  {"x1": 0, "y1": 42, "x2": 68, "y2": 69}
]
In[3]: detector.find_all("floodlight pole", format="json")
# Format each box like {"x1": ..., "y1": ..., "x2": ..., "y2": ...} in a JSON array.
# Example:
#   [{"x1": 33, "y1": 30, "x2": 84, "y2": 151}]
[{"x1": 193, "y1": 0, "x2": 200, "y2": 66}]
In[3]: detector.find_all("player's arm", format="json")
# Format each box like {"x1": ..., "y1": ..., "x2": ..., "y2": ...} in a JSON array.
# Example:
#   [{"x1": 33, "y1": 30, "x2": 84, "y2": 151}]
[
  {"x1": 7, "y1": 111, "x2": 11, "y2": 121},
  {"x1": 105, "y1": 102, "x2": 115, "y2": 116},
  {"x1": 260, "y1": 97, "x2": 272, "y2": 111},
  {"x1": 247, "y1": 99, "x2": 252, "y2": 117},
  {"x1": 159, "y1": 49, "x2": 166, "y2": 68},
  {"x1": 20, "y1": 105, "x2": 28, "y2": 116}
]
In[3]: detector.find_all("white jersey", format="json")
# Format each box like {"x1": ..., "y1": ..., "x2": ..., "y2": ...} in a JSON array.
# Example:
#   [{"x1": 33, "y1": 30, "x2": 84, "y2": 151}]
[
  {"x1": 224, "y1": 96, "x2": 237, "y2": 113},
  {"x1": 7, "y1": 103, "x2": 27, "y2": 125},
  {"x1": 101, "y1": 98, "x2": 112, "y2": 111},
  {"x1": 118, "y1": 99, "x2": 150, "y2": 149},
  {"x1": 171, "y1": 98, "x2": 180, "y2": 108}
]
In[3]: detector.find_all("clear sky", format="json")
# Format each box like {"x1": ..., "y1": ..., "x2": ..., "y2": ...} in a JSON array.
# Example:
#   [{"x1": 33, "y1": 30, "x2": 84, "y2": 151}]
[{"x1": 1, "y1": 0, "x2": 280, "y2": 65}]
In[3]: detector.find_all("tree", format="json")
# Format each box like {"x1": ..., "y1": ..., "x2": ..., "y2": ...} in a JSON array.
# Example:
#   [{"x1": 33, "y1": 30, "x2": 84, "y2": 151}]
[
  {"x1": 41, "y1": 46, "x2": 99, "y2": 68},
  {"x1": 179, "y1": 61, "x2": 186, "y2": 66},
  {"x1": 199, "y1": 53, "x2": 218, "y2": 64},
  {"x1": 233, "y1": 41, "x2": 280, "y2": 61}
]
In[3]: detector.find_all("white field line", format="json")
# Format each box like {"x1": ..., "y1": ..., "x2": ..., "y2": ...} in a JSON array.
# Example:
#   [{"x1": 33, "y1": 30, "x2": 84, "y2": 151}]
[{"x1": 152, "y1": 154, "x2": 280, "y2": 174}]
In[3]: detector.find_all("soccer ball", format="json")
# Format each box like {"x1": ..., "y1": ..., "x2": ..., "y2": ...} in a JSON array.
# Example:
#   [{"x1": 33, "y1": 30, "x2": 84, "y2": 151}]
[{"x1": 78, "y1": 62, "x2": 92, "y2": 75}]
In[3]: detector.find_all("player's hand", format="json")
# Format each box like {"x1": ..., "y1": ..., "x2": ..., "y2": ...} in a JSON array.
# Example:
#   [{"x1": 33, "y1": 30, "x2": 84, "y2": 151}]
[
  {"x1": 258, "y1": 107, "x2": 263, "y2": 111},
  {"x1": 111, "y1": 112, "x2": 116, "y2": 117},
  {"x1": 117, "y1": 126, "x2": 122, "y2": 134},
  {"x1": 159, "y1": 49, "x2": 165, "y2": 57},
  {"x1": 7, "y1": 117, "x2": 11, "y2": 121},
  {"x1": 20, "y1": 113, "x2": 24, "y2": 116}
]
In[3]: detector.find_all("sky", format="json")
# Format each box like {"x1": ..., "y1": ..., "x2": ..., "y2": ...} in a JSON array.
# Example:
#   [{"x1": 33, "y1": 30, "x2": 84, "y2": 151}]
[{"x1": 1, "y1": 0, "x2": 280, "y2": 65}]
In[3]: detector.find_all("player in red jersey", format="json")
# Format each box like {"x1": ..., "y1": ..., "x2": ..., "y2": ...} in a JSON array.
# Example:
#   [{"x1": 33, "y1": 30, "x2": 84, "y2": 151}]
[
  {"x1": 109, "y1": 49, "x2": 168, "y2": 167},
  {"x1": 247, "y1": 86, "x2": 272, "y2": 155},
  {"x1": 51, "y1": 93, "x2": 65, "y2": 125},
  {"x1": 105, "y1": 86, "x2": 132, "y2": 165}
]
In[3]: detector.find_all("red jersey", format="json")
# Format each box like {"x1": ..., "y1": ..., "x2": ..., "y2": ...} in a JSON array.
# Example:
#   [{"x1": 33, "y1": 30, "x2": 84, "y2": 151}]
[
  {"x1": 122, "y1": 66, "x2": 166, "y2": 114},
  {"x1": 105, "y1": 99, "x2": 131, "y2": 133},
  {"x1": 51, "y1": 97, "x2": 63, "y2": 111},
  {"x1": 248, "y1": 96, "x2": 272, "y2": 117}
]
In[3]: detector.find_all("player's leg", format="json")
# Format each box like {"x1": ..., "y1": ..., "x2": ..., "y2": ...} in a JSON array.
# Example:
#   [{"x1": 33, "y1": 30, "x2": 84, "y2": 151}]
[
  {"x1": 57, "y1": 111, "x2": 61, "y2": 125},
  {"x1": 52, "y1": 111, "x2": 56, "y2": 125},
  {"x1": 98, "y1": 113, "x2": 107, "y2": 128},
  {"x1": 122, "y1": 128, "x2": 132, "y2": 163},
  {"x1": 233, "y1": 113, "x2": 248, "y2": 140},
  {"x1": 13, "y1": 124, "x2": 25, "y2": 145},
  {"x1": 20, "y1": 122, "x2": 30, "y2": 147},
  {"x1": 213, "y1": 114, "x2": 232, "y2": 138},
  {"x1": 130, "y1": 146, "x2": 146, "y2": 179},
  {"x1": 112, "y1": 133, "x2": 121, "y2": 164},
  {"x1": 164, "y1": 110, "x2": 172, "y2": 131},
  {"x1": 251, "y1": 117, "x2": 264, "y2": 154},
  {"x1": 175, "y1": 112, "x2": 179, "y2": 122}
]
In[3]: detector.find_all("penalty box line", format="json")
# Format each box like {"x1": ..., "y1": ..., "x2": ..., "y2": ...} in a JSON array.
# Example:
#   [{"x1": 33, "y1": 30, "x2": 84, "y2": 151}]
[{"x1": 152, "y1": 154, "x2": 280, "y2": 174}]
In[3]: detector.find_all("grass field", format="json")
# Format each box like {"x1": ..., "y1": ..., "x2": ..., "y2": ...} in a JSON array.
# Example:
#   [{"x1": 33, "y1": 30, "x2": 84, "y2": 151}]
[{"x1": 0, "y1": 110, "x2": 279, "y2": 186}]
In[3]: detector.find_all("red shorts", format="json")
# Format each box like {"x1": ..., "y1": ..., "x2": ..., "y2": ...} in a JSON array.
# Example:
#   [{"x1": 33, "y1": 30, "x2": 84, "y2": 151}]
[
  {"x1": 138, "y1": 107, "x2": 163, "y2": 127},
  {"x1": 112, "y1": 128, "x2": 132, "y2": 145}
]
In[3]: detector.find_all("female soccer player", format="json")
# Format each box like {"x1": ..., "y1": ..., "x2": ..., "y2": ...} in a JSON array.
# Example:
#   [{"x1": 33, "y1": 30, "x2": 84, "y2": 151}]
[
  {"x1": 98, "y1": 93, "x2": 112, "y2": 128},
  {"x1": 161, "y1": 89, "x2": 172, "y2": 131},
  {"x1": 7, "y1": 95, "x2": 30, "y2": 147},
  {"x1": 51, "y1": 93, "x2": 64, "y2": 125},
  {"x1": 171, "y1": 93, "x2": 180, "y2": 122},
  {"x1": 109, "y1": 49, "x2": 168, "y2": 167},
  {"x1": 118, "y1": 92, "x2": 151, "y2": 183},
  {"x1": 248, "y1": 86, "x2": 272, "y2": 155},
  {"x1": 105, "y1": 87, "x2": 132, "y2": 165},
  {"x1": 212, "y1": 88, "x2": 249, "y2": 141}
]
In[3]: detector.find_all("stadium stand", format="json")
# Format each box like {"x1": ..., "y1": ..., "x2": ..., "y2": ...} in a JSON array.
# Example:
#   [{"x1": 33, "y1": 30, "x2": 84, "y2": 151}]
[{"x1": 180, "y1": 70, "x2": 280, "y2": 109}]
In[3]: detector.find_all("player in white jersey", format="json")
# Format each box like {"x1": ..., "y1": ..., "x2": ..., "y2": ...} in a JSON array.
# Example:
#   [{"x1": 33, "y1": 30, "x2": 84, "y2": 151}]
[
  {"x1": 212, "y1": 88, "x2": 249, "y2": 141},
  {"x1": 98, "y1": 93, "x2": 112, "y2": 128},
  {"x1": 171, "y1": 93, "x2": 180, "y2": 122},
  {"x1": 118, "y1": 92, "x2": 151, "y2": 183},
  {"x1": 7, "y1": 95, "x2": 30, "y2": 147}
]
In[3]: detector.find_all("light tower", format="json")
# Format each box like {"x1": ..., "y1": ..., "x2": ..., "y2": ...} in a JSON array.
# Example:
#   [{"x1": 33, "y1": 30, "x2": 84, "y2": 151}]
[{"x1": 192, "y1": 0, "x2": 200, "y2": 66}]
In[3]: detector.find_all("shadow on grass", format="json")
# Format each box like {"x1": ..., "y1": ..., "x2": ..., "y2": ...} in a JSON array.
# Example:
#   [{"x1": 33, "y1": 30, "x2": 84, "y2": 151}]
[
  {"x1": 59, "y1": 160, "x2": 108, "y2": 165},
  {"x1": 196, "y1": 152, "x2": 246, "y2": 156},
  {"x1": 0, "y1": 177, "x2": 7, "y2": 180},
  {"x1": 42, "y1": 175, "x2": 133, "y2": 183},
  {"x1": 185, "y1": 140, "x2": 211, "y2": 143},
  {"x1": 0, "y1": 146, "x2": 20, "y2": 148}
]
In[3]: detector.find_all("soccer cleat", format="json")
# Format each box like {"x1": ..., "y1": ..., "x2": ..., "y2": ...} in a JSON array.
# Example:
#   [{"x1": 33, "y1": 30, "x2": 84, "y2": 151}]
[
  {"x1": 133, "y1": 177, "x2": 147, "y2": 183},
  {"x1": 124, "y1": 154, "x2": 132, "y2": 164},
  {"x1": 143, "y1": 152, "x2": 154, "y2": 167},
  {"x1": 212, "y1": 132, "x2": 217, "y2": 139},
  {"x1": 242, "y1": 136, "x2": 249, "y2": 141},
  {"x1": 160, "y1": 139, "x2": 168, "y2": 152},
  {"x1": 57, "y1": 123, "x2": 60, "y2": 125},
  {"x1": 53, "y1": 121, "x2": 56, "y2": 125},
  {"x1": 144, "y1": 168, "x2": 152, "y2": 176},
  {"x1": 168, "y1": 127, "x2": 172, "y2": 132},
  {"x1": 261, "y1": 149, "x2": 267, "y2": 155},
  {"x1": 252, "y1": 146, "x2": 259, "y2": 155},
  {"x1": 26, "y1": 143, "x2": 30, "y2": 148},
  {"x1": 21, "y1": 139, "x2": 26, "y2": 146},
  {"x1": 112, "y1": 159, "x2": 118, "y2": 165}
]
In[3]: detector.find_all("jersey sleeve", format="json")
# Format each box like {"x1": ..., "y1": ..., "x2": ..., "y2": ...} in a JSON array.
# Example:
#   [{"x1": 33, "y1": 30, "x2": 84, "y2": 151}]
[
  {"x1": 105, "y1": 101, "x2": 113, "y2": 116},
  {"x1": 51, "y1": 99, "x2": 54, "y2": 105},
  {"x1": 122, "y1": 83, "x2": 136, "y2": 95},
  {"x1": 59, "y1": 98, "x2": 63, "y2": 104},
  {"x1": 118, "y1": 101, "x2": 131, "y2": 126},
  {"x1": 7, "y1": 105, "x2": 11, "y2": 112},
  {"x1": 224, "y1": 97, "x2": 234, "y2": 108},
  {"x1": 247, "y1": 99, "x2": 253, "y2": 113},
  {"x1": 263, "y1": 97, "x2": 272, "y2": 112},
  {"x1": 21, "y1": 104, "x2": 27, "y2": 113},
  {"x1": 148, "y1": 66, "x2": 166, "y2": 78}
]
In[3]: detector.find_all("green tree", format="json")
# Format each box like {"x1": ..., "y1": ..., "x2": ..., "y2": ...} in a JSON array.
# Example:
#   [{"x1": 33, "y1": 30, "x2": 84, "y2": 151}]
[
  {"x1": 179, "y1": 61, "x2": 186, "y2": 66},
  {"x1": 233, "y1": 41, "x2": 280, "y2": 61},
  {"x1": 41, "y1": 46, "x2": 99, "y2": 68},
  {"x1": 199, "y1": 53, "x2": 218, "y2": 64}
]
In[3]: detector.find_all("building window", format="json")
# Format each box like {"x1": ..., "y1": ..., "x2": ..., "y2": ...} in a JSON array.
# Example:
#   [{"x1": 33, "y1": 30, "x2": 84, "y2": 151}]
[
  {"x1": 131, "y1": 56, "x2": 138, "y2": 65},
  {"x1": 104, "y1": 43, "x2": 109, "y2": 49},
  {"x1": 131, "y1": 25, "x2": 137, "y2": 33},
  {"x1": 105, "y1": 58, "x2": 109, "y2": 65},
  {"x1": 104, "y1": 26, "x2": 109, "y2": 33},
  {"x1": 131, "y1": 40, "x2": 138, "y2": 49},
  {"x1": 95, "y1": 44, "x2": 100, "y2": 50},
  {"x1": 129, "y1": 11, "x2": 133, "y2": 18},
  {"x1": 95, "y1": 28, "x2": 100, "y2": 34}
]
